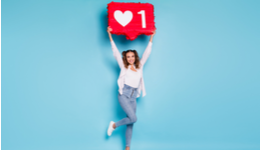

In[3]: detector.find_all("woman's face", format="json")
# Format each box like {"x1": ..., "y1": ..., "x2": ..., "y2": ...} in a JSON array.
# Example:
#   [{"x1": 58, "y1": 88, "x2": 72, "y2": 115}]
[{"x1": 126, "y1": 52, "x2": 135, "y2": 65}]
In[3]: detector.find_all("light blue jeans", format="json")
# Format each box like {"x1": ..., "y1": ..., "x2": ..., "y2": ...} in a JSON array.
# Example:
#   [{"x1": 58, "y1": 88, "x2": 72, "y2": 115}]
[{"x1": 115, "y1": 84, "x2": 138, "y2": 147}]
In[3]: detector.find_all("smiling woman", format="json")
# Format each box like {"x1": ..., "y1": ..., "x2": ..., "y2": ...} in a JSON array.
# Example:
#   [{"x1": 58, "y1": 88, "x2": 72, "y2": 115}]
[
  {"x1": 106, "y1": 26, "x2": 155, "y2": 150},
  {"x1": 122, "y1": 50, "x2": 140, "y2": 70},
  {"x1": 2, "y1": 0, "x2": 260, "y2": 149}
]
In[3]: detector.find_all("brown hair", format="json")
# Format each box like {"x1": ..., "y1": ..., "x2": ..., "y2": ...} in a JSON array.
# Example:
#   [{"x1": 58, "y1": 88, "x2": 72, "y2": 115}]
[{"x1": 122, "y1": 50, "x2": 140, "y2": 69}]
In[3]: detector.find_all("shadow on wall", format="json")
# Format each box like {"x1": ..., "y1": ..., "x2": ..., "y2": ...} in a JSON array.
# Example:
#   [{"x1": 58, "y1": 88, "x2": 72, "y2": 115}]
[{"x1": 99, "y1": 8, "x2": 150, "y2": 149}]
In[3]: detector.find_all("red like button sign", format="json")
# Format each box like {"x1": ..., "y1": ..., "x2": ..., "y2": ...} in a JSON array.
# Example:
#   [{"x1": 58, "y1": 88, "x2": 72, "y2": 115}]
[{"x1": 107, "y1": 2, "x2": 156, "y2": 41}]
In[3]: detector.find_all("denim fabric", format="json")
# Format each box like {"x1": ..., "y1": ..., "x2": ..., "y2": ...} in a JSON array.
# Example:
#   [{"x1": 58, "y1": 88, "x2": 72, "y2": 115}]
[
  {"x1": 122, "y1": 84, "x2": 139, "y2": 99},
  {"x1": 115, "y1": 84, "x2": 138, "y2": 147}
]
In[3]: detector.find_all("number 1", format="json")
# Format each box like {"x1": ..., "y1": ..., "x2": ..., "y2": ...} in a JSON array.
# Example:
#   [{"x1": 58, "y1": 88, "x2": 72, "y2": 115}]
[{"x1": 137, "y1": 10, "x2": 146, "y2": 28}]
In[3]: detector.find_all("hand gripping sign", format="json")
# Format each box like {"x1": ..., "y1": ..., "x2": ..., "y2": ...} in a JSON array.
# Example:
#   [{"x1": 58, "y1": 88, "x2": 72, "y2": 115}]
[{"x1": 107, "y1": 1, "x2": 156, "y2": 41}]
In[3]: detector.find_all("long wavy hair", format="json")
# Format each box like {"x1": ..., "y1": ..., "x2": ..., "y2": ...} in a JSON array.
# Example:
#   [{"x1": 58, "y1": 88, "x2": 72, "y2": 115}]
[{"x1": 122, "y1": 50, "x2": 140, "y2": 69}]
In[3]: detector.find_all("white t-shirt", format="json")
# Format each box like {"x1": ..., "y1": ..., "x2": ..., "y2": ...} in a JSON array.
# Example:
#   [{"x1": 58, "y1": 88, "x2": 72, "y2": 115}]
[{"x1": 125, "y1": 65, "x2": 142, "y2": 88}]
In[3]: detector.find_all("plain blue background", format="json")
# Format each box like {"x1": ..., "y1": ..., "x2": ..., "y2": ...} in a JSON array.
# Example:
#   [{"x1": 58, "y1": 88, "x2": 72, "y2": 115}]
[{"x1": 2, "y1": 0, "x2": 260, "y2": 150}]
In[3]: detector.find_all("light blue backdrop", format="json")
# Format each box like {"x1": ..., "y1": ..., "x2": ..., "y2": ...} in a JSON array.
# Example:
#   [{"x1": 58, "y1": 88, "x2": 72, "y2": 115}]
[{"x1": 2, "y1": 0, "x2": 260, "y2": 150}]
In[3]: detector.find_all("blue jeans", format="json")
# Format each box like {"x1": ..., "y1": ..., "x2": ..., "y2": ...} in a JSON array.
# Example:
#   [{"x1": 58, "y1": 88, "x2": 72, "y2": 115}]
[{"x1": 115, "y1": 84, "x2": 138, "y2": 147}]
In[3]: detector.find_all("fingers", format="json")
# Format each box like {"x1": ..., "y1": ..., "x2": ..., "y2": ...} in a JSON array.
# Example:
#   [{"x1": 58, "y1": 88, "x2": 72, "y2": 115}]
[
  {"x1": 151, "y1": 30, "x2": 156, "y2": 36},
  {"x1": 107, "y1": 26, "x2": 112, "y2": 33}
]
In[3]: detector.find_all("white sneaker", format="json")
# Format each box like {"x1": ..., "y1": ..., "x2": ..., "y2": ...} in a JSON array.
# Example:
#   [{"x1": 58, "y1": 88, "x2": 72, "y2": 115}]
[{"x1": 107, "y1": 121, "x2": 115, "y2": 136}]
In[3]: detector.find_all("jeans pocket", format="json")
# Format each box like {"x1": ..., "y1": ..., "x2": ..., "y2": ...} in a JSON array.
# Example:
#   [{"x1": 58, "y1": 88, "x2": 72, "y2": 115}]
[{"x1": 122, "y1": 89, "x2": 131, "y2": 98}]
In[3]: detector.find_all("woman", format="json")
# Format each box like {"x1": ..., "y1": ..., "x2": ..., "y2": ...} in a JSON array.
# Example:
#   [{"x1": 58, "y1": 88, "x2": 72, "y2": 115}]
[{"x1": 107, "y1": 26, "x2": 155, "y2": 150}]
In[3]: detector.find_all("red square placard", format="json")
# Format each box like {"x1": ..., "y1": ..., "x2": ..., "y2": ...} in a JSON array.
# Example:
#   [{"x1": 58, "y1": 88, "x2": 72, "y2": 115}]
[{"x1": 107, "y1": 1, "x2": 156, "y2": 41}]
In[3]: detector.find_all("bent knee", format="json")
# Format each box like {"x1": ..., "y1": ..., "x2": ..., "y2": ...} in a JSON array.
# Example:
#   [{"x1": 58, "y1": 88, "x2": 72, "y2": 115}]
[{"x1": 130, "y1": 116, "x2": 137, "y2": 123}]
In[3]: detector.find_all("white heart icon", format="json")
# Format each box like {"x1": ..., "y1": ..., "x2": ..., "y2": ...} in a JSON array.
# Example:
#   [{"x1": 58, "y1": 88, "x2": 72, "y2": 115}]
[{"x1": 114, "y1": 10, "x2": 133, "y2": 27}]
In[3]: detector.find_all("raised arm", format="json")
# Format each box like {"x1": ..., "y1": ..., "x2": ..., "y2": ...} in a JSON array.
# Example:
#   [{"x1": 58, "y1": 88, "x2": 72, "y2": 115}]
[
  {"x1": 140, "y1": 30, "x2": 156, "y2": 65},
  {"x1": 107, "y1": 26, "x2": 124, "y2": 69}
]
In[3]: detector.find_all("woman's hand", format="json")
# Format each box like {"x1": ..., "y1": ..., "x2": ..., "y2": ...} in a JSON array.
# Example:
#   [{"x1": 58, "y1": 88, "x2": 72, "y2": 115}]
[
  {"x1": 107, "y1": 26, "x2": 112, "y2": 34},
  {"x1": 151, "y1": 30, "x2": 156, "y2": 36},
  {"x1": 149, "y1": 30, "x2": 156, "y2": 42},
  {"x1": 107, "y1": 26, "x2": 113, "y2": 41}
]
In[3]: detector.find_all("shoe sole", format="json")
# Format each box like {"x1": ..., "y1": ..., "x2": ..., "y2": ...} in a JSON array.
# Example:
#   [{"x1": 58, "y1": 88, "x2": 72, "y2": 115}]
[{"x1": 107, "y1": 121, "x2": 114, "y2": 136}]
